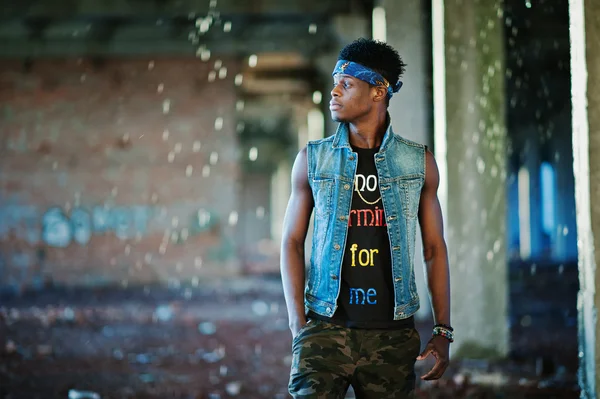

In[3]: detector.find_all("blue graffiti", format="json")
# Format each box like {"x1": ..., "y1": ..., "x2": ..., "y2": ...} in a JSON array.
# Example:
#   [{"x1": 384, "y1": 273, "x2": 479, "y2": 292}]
[
  {"x1": 92, "y1": 206, "x2": 151, "y2": 239},
  {"x1": 40, "y1": 206, "x2": 153, "y2": 247},
  {"x1": 71, "y1": 207, "x2": 92, "y2": 245},
  {"x1": 42, "y1": 207, "x2": 72, "y2": 247}
]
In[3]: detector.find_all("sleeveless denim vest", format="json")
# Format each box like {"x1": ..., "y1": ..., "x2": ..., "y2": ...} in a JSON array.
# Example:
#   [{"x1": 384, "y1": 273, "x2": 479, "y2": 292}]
[{"x1": 306, "y1": 122, "x2": 426, "y2": 320}]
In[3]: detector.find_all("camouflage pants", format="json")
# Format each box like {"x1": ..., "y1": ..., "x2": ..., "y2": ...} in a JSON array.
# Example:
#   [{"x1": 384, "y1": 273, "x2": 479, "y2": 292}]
[{"x1": 288, "y1": 319, "x2": 421, "y2": 399}]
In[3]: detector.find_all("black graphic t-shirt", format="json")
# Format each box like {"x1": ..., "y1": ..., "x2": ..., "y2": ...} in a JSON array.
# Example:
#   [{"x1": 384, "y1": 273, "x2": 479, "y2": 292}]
[{"x1": 309, "y1": 145, "x2": 414, "y2": 329}]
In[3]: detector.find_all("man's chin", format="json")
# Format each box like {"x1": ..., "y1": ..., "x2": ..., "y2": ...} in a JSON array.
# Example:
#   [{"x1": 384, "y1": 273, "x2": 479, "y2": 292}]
[{"x1": 331, "y1": 112, "x2": 346, "y2": 123}]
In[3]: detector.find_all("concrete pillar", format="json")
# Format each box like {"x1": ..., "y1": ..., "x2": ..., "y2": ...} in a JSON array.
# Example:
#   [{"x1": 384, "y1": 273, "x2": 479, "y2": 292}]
[
  {"x1": 570, "y1": 0, "x2": 600, "y2": 396},
  {"x1": 380, "y1": 0, "x2": 433, "y2": 320},
  {"x1": 549, "y1": 110, "x2": 577, "y2": 262},
  {"x1": 440, "y1": 0, "x2": 508, "y2": 357}
]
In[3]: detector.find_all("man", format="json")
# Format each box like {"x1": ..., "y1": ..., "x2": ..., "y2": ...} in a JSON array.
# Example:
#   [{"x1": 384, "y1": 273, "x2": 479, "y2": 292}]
[{"x1": 280, "y1": 38, "x2": 452, "y2": 398}]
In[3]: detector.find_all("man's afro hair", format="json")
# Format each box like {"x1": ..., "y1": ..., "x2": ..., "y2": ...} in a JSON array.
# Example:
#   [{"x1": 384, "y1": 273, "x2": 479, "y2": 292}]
[{"x1": 338, "y1": 38, "x2": 406, "y2": 88}]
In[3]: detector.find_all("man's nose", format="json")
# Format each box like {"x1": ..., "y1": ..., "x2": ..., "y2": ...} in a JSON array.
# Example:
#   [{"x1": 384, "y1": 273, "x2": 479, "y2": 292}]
[{"x1": 331, "y1": 85, "x2": 340, "y2": 98}]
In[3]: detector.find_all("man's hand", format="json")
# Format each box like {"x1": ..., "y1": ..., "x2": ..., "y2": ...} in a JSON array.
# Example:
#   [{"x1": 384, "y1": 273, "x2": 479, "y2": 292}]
[
  {"x1": 289, "y1": 316, "x2": 307, "y2": 338},
  {"x1": 417, "y1": 335, "x2": 450, "y2": 380}
]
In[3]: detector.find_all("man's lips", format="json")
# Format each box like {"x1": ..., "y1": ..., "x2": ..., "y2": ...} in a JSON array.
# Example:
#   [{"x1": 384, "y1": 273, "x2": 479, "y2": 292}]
[{"x1": 329, "y1": 102, "x2": 342, "y2": 110}]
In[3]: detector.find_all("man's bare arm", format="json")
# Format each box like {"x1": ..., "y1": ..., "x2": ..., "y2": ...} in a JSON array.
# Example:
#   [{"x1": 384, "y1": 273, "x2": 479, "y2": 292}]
[
  {"x1": 280, "y1": 147, "x2": 314, "y2": 337},
  {"x1": 416, "y1": 150, "x2": 451, "y2": 380},
  {"x1": 419, "y1": 150, "x2": 450, "y2": 326}
]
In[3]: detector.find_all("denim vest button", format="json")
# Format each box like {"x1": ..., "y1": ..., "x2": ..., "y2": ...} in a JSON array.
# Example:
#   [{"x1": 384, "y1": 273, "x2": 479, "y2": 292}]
[
  {"x1": 343, "y1": 183, "x2": 351, "y2": 190},
  {"x1": 326, "y1": 307, "x2": 332, "y2": 313},
  {"x1": 339, "y1": 215, "x2": 347, "y2": 221},
  {"x1": 348, "y1": 156, "x2": 355, "y2": 161},
  {"x1": 395, "y1": 277, "x2": 402, "y2": 282},
  {"x1": 334, "y1": 244, "x2": 341, "y2": 250},
  {"x1": 332, "y1": 275, "x2": 338, "y2": 280}
]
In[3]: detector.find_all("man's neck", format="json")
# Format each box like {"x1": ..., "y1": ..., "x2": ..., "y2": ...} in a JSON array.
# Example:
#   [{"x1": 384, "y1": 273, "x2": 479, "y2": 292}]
[{"x1": 347, "y1": 111, "x2": 389, "y2": 149}]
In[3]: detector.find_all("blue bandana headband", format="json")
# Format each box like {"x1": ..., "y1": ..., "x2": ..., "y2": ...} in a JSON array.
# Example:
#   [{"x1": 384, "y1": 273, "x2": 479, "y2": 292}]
[{"x1": 332, "y1": 59, "x2": 403, "y2": 98}]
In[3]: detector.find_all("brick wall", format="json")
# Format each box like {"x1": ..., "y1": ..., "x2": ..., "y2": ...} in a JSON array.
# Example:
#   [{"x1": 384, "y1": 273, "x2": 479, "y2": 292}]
[{"x1": 0, "y1": 57, "x2": 247, "y2": 293}]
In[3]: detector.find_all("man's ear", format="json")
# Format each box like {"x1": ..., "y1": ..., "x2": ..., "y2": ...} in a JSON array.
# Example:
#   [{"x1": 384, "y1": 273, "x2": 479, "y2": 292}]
[{"x1": 372, "y1": 86, "x2": 387, "y2": 103}]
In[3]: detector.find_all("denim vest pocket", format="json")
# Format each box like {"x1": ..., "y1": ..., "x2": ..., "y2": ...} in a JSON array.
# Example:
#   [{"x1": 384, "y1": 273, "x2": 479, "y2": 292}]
[
  {"x1": 397, "y1": 177, "x2": 423, "y2": 219},
  {"x1": 312, "y1": 178, "x2": 334, "y2": 219}
]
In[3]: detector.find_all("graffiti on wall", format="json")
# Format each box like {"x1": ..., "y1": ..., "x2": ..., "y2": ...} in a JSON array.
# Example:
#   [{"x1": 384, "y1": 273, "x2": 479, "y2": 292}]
[{"x1": 41, "y1": 206, "x2": 153, "y2": 247}]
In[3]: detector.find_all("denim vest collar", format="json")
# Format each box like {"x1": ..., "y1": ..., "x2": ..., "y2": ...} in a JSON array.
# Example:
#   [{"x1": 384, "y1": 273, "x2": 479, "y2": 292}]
[{"x1": 331, "y1": 115, "x2": 394, "y2": 152}]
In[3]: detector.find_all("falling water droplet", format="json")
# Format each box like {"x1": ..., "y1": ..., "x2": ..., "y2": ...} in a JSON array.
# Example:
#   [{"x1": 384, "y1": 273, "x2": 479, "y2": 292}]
[
  {"x1": 195, "y1": 257, "x2": 203, "y2": 269},
  {"x1": 214, "y1": 60, "x2": 222, "y2": 69},
  {"x1": 248, "y1": 54, "x2": 258, "y2": 68},
  {"x1": 193, "y1": 141, "x2": 202, "y2": 152},
  {"x1": 148, "y1": 61, "x2": 155, "y2": 70},
  {"x1": 476, "y1": 157, "x2": 485, "y2": 174},
  {"x1": 223, "y1": 21, "x2": 232, "y2": 32},
  {"x1": 168, "y1": 152, "x2": 175, "y2": 163},
  {"x1": 157, "y1": 83, "x2": 164, "y2": 93},
  {"x1": 308, "y1": 23, "x2": 317, "y2": 34},
  {"x1": 491, "y1": 165, "x2": 499, "y2": 177},
  {"x1": 197, "y1": 46, "x2": 211, "y2": 61},
  {"x1": 236, "y1": 100, "x2": 245, "y2": 111},
  {"x1": 218, "y1": 67, "x2": 227, "y2": 79},
  {"x1": 208, "y1": 71, "x2": 216, "y2": 82},
  {"x1": 235, "y1": 74, "x2": 243, "y2": 86},
  {"x1": 162, "y1": 129, "x2": 169, "y2": 141},
  {"x1": 202, "y1": 165, "x2": 210, "y2": 177},
  {"x1": 214, "y1": 118, "x2": 224, "y2": 131},
  {"x1": 172, "y1": 217, "x2": 179, "y2": 228},
  {"x1": 493, "y1": 240, "x2": 501, "y2": 253},
  {"x1": 186, "y1": 165, "x2": 193, "y2": 177},
  {"x1": 210, "y1": 152, "x2": 219, "y2": 164},
  {"x1": 249, "y1": 147, "x2": 258, "y2": 161},
  {"x1": 163, "y1": 99, "x2": 171, "y2": 114},
  {"x1": 198, "y1": 18, "x2": 211, "y2": 33},
  {"x1": 174, "y1": 143, "x2": 182, "y2": 153},
  {"x1": 313, "y1": 91, "x2": 322, "y2": 104},
  {"x1": 229, "y1": 211, "x2": 238, "y2": 226}
]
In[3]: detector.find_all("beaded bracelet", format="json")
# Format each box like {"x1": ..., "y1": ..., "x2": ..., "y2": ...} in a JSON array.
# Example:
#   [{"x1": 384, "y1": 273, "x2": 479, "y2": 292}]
[
  {"x1": 434, "y1": 323, "x2": 454, "y2": 332},
  {"x1": 433, "y1": 326, "x2": 454, "y2": 342}
]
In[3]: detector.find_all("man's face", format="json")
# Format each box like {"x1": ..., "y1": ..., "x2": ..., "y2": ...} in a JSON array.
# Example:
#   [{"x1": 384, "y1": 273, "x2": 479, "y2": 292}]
[{"x1": 329, "y1": 74, "x2": 373, "y2": 123}]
